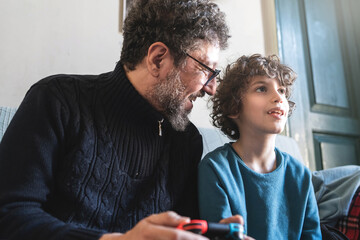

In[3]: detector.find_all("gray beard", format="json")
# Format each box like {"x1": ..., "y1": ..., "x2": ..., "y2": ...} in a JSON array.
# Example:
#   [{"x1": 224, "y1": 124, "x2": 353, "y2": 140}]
[{"x1": 147, "y1": 69, "x2": 191, "y2": 131}]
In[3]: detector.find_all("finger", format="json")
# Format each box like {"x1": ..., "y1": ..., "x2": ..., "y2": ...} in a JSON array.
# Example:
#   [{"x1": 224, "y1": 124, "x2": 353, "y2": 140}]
[
  {"x1": 99, "y1": 233, "x2": 123, "y2": 240},
  {"x1": 149, "y1": 225, "x2": 209, "y2": 240},
  {"x1": 219, "y1": 214, "x2": 244, "y2": 225},
  {"x1": 147, "y1": 211, "x2": 190, "y2": 228},
  {"x1": 243, "y1": 235, "x2": 255, "y2": 240}
]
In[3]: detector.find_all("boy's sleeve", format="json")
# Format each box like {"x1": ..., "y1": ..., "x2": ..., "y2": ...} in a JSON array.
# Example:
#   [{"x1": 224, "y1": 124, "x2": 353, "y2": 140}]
[
  {"x1": 198, "y1": 156, "x2": 232, "y2": 222},
  {"x1": 301, "y1": 177, "x2": 322, "y2": 239}
]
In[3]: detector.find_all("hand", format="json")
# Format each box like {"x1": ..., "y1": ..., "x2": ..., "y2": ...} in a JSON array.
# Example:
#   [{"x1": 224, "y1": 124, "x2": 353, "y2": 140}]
[
  {"x1": 219, "y1": 214, "x2": 244, "y2": 225},
  {"x1": 100, "y1": 211, "x2": 208, "y2": 240},
  {"x1": 220, "y1": 215, "x2": 255, "y2": 240}
]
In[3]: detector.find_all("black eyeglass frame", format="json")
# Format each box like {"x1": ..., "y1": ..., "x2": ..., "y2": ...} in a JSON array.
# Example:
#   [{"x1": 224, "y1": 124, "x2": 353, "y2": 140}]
[{"x1": 185, "y1": 53, "x2": 221, "y2": 86}]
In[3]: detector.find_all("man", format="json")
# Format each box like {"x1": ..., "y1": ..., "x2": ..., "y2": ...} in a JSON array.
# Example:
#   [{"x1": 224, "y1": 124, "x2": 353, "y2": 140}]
[{"x1": 0, "y1": 0, "x2": 231, "y2": 239}]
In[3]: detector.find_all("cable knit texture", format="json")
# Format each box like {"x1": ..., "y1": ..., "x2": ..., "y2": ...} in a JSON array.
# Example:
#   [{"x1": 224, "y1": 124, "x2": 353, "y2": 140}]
[{"x1": 0, "y1": 63, "x2": 202, "y2": 240}]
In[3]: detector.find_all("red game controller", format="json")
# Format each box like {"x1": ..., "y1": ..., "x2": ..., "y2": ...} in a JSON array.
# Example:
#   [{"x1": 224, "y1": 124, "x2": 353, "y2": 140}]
[{"x1": 177, "y1": 219, "x2": 244, "y2": 239}]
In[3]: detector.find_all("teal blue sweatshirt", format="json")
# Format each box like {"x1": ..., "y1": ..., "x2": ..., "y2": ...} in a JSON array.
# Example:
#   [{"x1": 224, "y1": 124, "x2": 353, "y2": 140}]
[{"x1": 198, "y1": 143, "x2": 321, "y2": 240}]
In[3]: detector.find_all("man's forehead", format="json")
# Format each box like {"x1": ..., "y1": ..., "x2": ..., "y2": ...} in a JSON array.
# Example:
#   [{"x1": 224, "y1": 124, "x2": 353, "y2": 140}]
[{"x1": 191, "y1": 43, "x2": 220, "y2": 63}]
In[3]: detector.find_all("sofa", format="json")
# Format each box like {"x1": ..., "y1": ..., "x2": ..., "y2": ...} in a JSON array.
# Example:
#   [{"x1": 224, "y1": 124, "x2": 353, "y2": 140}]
[
  {"x1": 1, "y1": 106, "x2": 359, "y2": 239},
  {"x1": 0, "y1": 107, "x2": 16, "y2": 142}
]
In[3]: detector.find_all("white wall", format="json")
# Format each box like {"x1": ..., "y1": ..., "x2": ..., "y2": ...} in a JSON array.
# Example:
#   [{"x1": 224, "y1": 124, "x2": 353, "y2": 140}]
[
  {"x1": 0, "y1": 0, "x2": 122, "y2": 107},
  {"x1": 0, "y1": 0, "x2": 277, "y2": 128}
]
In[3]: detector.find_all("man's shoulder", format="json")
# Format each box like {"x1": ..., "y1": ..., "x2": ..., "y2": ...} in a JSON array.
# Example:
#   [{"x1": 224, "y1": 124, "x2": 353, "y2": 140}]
[
  {"x1": 34, "y1": 72, "x2": 108, "y2": 89},
  {"x1": 28, "y1": 72, "x2": 111, "y2": 103},
  {"x1": 173, "y1": 121, "x2": 202, "y2": 141}
]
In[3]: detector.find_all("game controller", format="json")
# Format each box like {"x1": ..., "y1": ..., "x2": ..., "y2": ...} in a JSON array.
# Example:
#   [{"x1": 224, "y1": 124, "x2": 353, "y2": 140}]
[{"x1": 177, "y1": 219, "x2": 244, "y2": 240}]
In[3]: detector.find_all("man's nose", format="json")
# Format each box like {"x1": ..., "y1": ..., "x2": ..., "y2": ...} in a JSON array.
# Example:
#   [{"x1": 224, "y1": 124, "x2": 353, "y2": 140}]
[{"x1": 202, "y1": 78, "x2": 217, "y2": 96}]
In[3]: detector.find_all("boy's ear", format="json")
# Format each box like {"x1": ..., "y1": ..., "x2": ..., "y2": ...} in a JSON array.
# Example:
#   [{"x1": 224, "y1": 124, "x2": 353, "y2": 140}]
[
  {"x1": 228, "y1": 113, "x2": 240, "y2": 119},
  {"x1": 146, "y1": 42, "x2": 171, "y2": 77}
]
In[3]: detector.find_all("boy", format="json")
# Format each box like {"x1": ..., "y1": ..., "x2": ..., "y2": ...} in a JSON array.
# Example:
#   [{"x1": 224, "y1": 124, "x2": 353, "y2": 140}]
[{"x1": 198, "y1": 54, "x2": 322, "y2": 239}]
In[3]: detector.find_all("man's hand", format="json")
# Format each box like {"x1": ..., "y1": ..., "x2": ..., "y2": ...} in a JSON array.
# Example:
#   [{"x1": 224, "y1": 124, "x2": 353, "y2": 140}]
[
  {"x1": 100, "y1": 211, "x2": 208, "y2": 240},
  {"x1": 220, "y1": 215, "x2": 255, "y2": 240}
]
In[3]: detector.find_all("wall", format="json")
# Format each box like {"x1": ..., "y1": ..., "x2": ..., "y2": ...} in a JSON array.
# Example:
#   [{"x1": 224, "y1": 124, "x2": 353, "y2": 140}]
[
  {"x1": 0, "y1": 0, "x2": 121, "y2": 107},
  {"x1": 0, "y1": 0, "x2": 277, "y2": 128}
]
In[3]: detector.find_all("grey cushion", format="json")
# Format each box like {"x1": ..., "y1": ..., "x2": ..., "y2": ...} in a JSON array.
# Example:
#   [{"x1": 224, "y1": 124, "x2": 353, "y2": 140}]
[
  {"x1": 198, "y1": 127, "x2": 303, "y2": 163},
  {"x1": 0, "y1": 107, "x2": 17, "y2": 142}
]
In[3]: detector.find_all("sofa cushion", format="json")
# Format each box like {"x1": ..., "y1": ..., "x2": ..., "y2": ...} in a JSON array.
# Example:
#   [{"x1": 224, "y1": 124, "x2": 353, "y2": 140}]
[
  {"x1": 0, "y1": 107, "x2": 17, "y2": 142},
  {"x1": 198, "y1": 127, "x2": 304, "y2": 163}
]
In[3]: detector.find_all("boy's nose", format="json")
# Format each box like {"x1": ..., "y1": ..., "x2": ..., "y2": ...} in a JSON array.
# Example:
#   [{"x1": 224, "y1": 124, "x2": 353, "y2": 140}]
[{"x1": 273, "y1": 92, "x2": 284, "y2": 103}]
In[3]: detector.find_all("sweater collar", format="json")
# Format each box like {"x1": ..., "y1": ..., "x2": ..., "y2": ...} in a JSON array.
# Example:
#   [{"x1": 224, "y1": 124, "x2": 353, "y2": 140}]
[{"x1": 99, "y1": 62, "x2": 166, "y2": 126}]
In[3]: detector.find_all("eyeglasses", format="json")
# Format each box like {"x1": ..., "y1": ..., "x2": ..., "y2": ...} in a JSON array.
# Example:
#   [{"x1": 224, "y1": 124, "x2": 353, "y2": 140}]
[{"x1": 185, "y1": 53, "x2": 221, "y2": 86}]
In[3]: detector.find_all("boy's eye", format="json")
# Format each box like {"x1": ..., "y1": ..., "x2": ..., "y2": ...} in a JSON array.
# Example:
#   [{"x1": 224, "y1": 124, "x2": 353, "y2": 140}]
[
  {"x1": 255, "y1": 86, "x2": 266, "y2": 92},
  {"x1": 278, "y1": 88, "x2": 286, "y2": 94}
]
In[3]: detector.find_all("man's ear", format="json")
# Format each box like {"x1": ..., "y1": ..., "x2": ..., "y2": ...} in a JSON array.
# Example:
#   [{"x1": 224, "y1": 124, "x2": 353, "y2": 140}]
[{"x1": 146, "y1": 42, "x2": 171, "y2": 77}]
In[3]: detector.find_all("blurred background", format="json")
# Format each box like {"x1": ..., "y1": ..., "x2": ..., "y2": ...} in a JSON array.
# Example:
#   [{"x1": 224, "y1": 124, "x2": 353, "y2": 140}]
[{"x1": 0, "y1": 0, "x2": 359, "y2": 170}]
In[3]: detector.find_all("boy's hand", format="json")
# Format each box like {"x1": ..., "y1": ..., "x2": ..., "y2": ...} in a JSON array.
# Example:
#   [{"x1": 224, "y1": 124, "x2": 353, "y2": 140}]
[
  {"x1": 220, "y1": 215, "x2": 256, "y2": 240},
  {"x1": 220, "y1": 214, "x2": 244, "y2": 225}
]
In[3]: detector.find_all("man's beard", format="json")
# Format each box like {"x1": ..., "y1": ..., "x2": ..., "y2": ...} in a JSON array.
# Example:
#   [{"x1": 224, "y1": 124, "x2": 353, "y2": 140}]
[{"x1": 147, "y1": 68, "x2": 193, "y2": 131}]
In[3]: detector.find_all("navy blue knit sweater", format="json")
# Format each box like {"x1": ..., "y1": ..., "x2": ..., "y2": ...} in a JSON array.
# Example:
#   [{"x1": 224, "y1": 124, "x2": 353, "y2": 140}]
[{"x1": 0, "y1": 63, "x2": 202, "y2": 240}]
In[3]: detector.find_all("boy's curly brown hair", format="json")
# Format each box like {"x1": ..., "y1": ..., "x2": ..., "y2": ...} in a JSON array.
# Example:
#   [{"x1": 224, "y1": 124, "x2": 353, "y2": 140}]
[{"x1": 211, "y1": 54, "x2": 297, "y2": 140}]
